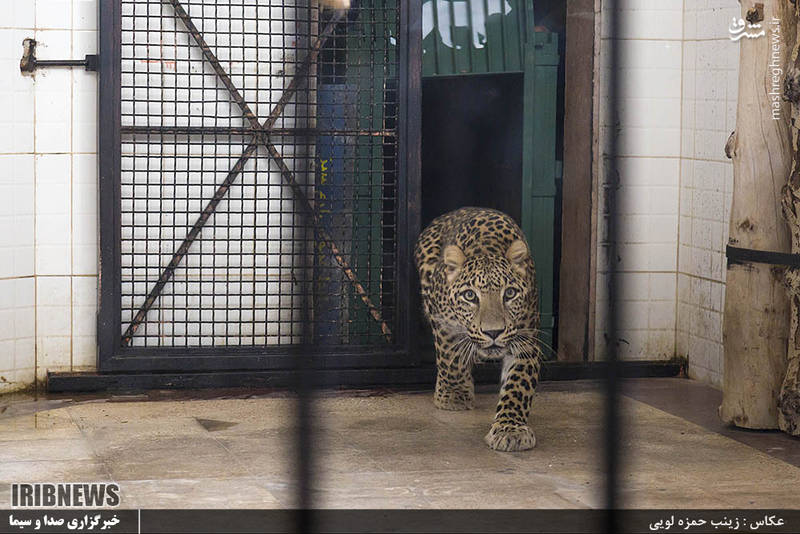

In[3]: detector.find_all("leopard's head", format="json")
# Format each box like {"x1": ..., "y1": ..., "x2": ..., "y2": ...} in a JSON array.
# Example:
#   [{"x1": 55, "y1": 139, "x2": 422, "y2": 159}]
[{"x1": 438, "y1": 239, "x2": 537, "y2": 362}]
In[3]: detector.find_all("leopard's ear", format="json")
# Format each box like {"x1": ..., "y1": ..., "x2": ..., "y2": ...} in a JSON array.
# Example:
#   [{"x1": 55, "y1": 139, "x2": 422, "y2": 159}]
[
  {"x1": 506, "y1": 239, "x2": 529, "y2": 276},
  {"x1": 443, "y1": 245, "x2": 465, "y2": 283}
]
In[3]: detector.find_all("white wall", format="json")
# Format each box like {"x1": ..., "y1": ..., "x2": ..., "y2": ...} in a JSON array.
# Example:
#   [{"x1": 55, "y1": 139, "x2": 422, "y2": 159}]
[
  {"x1": 0, "y1": 0, "x2": 99, "y2": 393},
  {"x1": 596, "y1": 0, "x2": 683, "y2": 361},
  {"x1": 677, "y1": 0, "x2": 740, "y2": 388},
  {"x1": 596, "y1": 0, "x2": 740, "y2": 388}
]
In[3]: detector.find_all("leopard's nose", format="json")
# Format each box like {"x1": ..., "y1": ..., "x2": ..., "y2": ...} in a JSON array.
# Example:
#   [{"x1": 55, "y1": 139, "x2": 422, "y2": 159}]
[{"x1": 483, "y1": 329, "x2": 503, "y2": 340}]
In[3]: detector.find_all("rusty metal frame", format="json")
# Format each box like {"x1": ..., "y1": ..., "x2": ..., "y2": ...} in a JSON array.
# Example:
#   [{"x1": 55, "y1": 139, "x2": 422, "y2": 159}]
[{"x1": 120, "y1": 0, "x2": 392, "y2": 346}]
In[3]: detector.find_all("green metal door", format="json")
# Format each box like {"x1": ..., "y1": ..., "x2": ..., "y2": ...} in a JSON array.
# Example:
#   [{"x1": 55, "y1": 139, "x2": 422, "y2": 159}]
[{"x1": 421, "y1": 0, "x2": 560, "y2": 351}]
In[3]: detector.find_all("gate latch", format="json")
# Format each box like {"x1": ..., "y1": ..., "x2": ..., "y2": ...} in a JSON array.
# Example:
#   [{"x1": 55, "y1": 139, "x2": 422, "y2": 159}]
[{"x1": 20, "y1": 38, "x2": 98, "y2": 73}]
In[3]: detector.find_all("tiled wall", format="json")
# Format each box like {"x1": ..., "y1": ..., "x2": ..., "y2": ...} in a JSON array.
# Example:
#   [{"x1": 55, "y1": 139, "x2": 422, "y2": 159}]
[
  {"x1": 677, "y1": 0, "x2": 740, "y2": 387},
  {"x1": 0, "y1": 0, "x2": 98, "y2": 393},
  {"x1": 595, "y1": 0, "x2": 683, "y2": 361},
  {"x1": 596, "y1": 0, "x2": 739, "y2": 386}
]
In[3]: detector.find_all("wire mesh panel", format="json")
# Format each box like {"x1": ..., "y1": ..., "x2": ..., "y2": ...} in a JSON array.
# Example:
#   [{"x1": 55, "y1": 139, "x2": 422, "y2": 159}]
[{"x1": 99, "y1": 0, "x2": 415, "y2": 370}]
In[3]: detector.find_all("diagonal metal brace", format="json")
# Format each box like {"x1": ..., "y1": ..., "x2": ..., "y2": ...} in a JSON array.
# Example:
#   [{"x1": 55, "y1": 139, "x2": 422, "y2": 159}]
[
  {"x1": 122, "y1": 3, "x2": 392, "y2": 345},
  {"x1": 172, "y1": 3, "x2": 392, "y2": 341}
]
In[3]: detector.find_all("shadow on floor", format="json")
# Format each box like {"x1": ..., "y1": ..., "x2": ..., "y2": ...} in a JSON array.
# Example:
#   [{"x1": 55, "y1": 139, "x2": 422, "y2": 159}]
[{"x1": 0, "y1": 378, "x2": 798, "y2": 509}]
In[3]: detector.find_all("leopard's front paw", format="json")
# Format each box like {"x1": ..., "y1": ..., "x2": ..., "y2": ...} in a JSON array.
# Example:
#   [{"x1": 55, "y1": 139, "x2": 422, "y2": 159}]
[
  {"x1": 484, "y1": 422, "x2": 536, "y2": 451},
  {"x1": 434, "y1": 390, "x2": 474, "y2": 411}
]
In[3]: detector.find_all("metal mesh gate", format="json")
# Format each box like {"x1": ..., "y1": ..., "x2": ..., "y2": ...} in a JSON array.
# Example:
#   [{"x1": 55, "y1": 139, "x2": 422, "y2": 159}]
[{"x1": 98, "y1": 0, "x2": 418, "y2": 372}]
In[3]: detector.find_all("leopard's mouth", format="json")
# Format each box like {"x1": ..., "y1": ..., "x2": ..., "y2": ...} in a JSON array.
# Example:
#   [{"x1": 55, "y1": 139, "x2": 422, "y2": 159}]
[{"x1": 479, "y1": 346, "x2": 506, "y2": 360}]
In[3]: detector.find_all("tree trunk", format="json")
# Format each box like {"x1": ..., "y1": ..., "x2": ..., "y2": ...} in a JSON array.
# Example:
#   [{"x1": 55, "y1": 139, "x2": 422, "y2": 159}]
[
  {"x1": 779, "y1": 0, "x2": 800, "y2": 436},
  {"x1": 721, "y1": 0, "x2": 793, "y2": 429}
]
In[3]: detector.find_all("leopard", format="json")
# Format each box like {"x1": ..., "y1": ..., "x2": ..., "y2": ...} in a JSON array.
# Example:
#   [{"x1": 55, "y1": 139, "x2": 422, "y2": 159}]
[{"x1": 414, "y1": 207, "x2": 542, "y2": 452}]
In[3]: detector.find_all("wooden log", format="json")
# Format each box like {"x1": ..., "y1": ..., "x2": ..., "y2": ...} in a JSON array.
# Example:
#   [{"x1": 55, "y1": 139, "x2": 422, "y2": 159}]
[
  {"x1": 779, "y1": 265, "x2": 800, "y2": 434},
  {"x1": 778, "y1": 1, "x2": 800, "y2": 436},
  {"x1": 720, "y1": 0, "x2": 792, "y2": 429}
]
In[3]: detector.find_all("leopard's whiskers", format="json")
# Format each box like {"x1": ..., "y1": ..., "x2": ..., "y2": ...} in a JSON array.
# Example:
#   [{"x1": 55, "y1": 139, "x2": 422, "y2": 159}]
[
  {"x1": 451, "y1": 335, "x2": 475, "y2": 369},
  {"x1": 513, "y1": 329, "x2": 558, "y2": 360},
  {"x1": 515, "y1": 334, "x2": 550, "y2": 358}
]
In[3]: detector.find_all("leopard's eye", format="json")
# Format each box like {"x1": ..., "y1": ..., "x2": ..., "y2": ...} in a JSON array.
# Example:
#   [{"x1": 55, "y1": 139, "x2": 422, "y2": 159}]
[
  {"x1": 462, "y1": 289, "x2": 478, "y2": 303},
  {"x1": 503, "y1": 287, "x2": 518, "y2": 300}
]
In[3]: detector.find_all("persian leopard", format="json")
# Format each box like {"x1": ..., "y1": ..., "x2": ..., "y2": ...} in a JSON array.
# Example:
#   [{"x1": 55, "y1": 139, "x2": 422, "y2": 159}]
[{"x1": 414, "y1": 207, "x2": 541, "y2": 452}]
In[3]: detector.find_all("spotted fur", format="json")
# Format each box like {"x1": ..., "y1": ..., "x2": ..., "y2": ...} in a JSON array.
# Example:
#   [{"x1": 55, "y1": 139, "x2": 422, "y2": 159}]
[{"x1": 415, "y1": 207, "x2": 541, "y2": 451}]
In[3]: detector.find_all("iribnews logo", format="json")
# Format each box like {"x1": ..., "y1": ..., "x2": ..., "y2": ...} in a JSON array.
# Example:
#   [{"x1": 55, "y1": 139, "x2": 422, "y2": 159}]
[{"x1": 10, "y1": 483, "x2": 121, "y2": 508}]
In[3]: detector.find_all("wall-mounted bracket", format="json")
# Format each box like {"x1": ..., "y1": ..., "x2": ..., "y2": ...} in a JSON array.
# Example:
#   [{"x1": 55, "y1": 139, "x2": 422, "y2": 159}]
[{"x1": 20, "y1": 38, "x2": 98, "y2": 73}]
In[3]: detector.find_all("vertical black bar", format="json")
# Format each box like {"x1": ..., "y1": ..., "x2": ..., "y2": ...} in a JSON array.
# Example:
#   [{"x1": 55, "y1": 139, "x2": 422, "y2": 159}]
[
  {"x1": 97, "y1": 0, "x2": 122, "y2": 370},
  {"x1": 604, "y1": 0, "x2": 621, "y2": 531},
  {"x1": 400, "y1": 0, "x2": 422, "y2": 354},
  {"x1": 293, "y1": 295, "x2": 314, "y2": 530},
  {"x1": 294, "y1": 4, "x2": 317, "y2": 530}
]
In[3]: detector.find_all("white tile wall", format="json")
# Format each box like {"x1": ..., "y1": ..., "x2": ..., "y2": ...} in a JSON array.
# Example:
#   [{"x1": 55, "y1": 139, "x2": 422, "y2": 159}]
[
  {"x1": 677, "y1": 0, "x2": 740, "y2": 388},
  {"x1": 595, "y1": 1, "x2": 683, "y2": 362},
  {"x1": 0, "y1": 0, "x2": 99, "y2": 393},
  {"x1": 593, "y1": 0, "x2": 741, "y2": 389},
  {"x1": 0, "y1": 278, "x2": 35, "y2": 389}
]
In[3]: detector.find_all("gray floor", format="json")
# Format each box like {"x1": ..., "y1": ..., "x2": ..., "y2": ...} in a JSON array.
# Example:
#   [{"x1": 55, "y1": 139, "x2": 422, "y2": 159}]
[{"x1": 0, "y1": 378, "x2": 798, "y2": 509}]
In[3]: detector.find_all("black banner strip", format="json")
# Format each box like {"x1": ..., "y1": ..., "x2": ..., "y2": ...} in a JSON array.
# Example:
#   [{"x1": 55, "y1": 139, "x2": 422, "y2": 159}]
[
  {"x1": 726, "y1": 245, "x2": 800, "y2": 268},
  {"x1": 3, "y1": 510, "x2": 799, "y2": 534}
]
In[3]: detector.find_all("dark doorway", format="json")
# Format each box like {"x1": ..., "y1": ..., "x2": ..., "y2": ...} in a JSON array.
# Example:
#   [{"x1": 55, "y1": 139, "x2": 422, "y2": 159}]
[{"x1": 421, "y1": 73, "x2": 524, "y2": 229}]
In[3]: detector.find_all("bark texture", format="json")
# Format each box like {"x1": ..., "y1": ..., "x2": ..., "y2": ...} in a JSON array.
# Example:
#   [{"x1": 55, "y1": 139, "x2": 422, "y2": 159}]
[
  {"x1": 721, "y1": 0, "x2": 793, "y2": 429},
  {"x1": 778, "y1": 0, "x2": 800, "y2": 436}
]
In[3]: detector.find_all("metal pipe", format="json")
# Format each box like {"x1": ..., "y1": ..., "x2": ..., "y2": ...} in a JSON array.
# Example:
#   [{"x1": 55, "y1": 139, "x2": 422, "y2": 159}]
[{"x1": 121, "y1": 126, "x2": 394, "y2": 137}]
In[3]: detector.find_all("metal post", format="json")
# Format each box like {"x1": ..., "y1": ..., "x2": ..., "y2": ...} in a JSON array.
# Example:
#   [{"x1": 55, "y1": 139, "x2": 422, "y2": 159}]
[{"x1": 604, "y1": 0, "x2": 622, "y2": 530}]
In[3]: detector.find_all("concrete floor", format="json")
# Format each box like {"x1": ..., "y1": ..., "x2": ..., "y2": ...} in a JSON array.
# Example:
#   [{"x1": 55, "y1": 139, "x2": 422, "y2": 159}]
[{"x1": 0, "y1": 378, "x2": 799, "y2": 509}]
